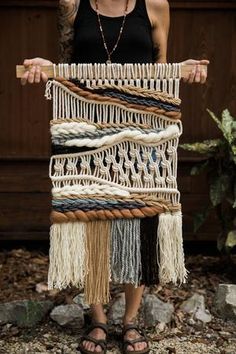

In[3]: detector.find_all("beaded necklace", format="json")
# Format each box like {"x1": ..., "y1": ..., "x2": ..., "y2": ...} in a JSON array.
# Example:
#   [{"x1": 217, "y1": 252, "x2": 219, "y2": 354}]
[{"x1": 95, "y1": 0, "x2": 129, "y2": 64}]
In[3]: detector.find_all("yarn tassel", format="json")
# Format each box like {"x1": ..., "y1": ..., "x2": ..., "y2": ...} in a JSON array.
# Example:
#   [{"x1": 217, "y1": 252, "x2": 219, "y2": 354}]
[
  {"x1": 140, "y1": 216, "x2": 159, "y2": 286},
  {"x1": 111, "y1": 218, "x2": 141, "y2": 286},
  {"x1": 84, "y1": 220, "x2": 111, "y2": 305},
  {"x1": 48, "y1": 222, "x2": 87, "y2": 290},
  {"x1": 157, "y1": 211, "x2": 188, "y2": 285}
]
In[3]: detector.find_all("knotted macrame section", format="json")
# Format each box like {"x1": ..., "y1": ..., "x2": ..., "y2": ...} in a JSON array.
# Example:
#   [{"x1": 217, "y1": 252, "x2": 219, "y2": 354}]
[{"x1": 45, "y1": 63, "x2": 188, "y2": 304}]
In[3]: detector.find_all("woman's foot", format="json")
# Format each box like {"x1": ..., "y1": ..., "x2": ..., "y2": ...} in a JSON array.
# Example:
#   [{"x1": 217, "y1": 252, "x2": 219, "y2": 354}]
[
  {"x1": 79, "y1": 322, "x2": 108, "y2": 353},
  {"x1": 123, "y1": 284, "x2": 146, "y2": 352},
  {"x1": 123, "y1": 323, "x2": 149, "y2": 353}
]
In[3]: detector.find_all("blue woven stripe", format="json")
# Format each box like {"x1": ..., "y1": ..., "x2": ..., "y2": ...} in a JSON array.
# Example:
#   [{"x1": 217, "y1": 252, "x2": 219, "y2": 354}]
[
  {"x1": 52, "y1": 198, "x2": 145, "y2": 212},
  {"x1": 103, "y1": 91, "x2": 180, "y2": 111}
]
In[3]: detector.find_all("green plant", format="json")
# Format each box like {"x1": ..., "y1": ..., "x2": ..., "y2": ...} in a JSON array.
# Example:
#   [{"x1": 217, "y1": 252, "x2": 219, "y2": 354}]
[{"x1": 180, "y1": 109, "x2": 236, "y2": 252}]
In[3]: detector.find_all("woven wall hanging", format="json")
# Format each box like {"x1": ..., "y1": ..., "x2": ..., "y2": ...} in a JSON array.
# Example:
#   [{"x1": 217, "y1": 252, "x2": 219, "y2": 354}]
[{"x1": 17, "y1": 63, "x2": 196, "y2": 304}]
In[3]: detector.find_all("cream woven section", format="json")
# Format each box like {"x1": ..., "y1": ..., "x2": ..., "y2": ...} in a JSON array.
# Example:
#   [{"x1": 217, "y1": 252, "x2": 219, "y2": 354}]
[
  {"x1": 50, "y1": 137, "x2": 180, "y2": 205},
  {"x1": 47, "y1": 76, "x2": 182, "y2": 207}
]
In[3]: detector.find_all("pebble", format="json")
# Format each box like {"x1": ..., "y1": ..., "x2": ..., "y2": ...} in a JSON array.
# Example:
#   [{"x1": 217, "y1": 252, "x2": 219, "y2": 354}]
[
  {"x1": 219, "y1": 331, "x2": 231, "y2": 337},
  {"x1": 1, "y1": 335, "x2": 236, "y2": 354},
  {"x1": 188, "y1": 318, "x2": 196, "y2": 326},
  {"x1": 214, "y1": 284, "x2": 236, "y2": 322},
  {"x1": 156, "y1": 322, "x2": 166, "y2": 332},
  {"x1": 143, "y1": 294, "x2": 174, "y2": 326},
  {"x1": 0, "y1": 314, "x2": 236, "y2": 354},
  {"x1": 50, "y1": 304, "x2": 84, "y2": 329}
]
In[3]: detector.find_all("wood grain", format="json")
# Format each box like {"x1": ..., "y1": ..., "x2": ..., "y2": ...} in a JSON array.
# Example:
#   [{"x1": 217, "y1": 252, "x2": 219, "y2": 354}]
[{"x1": 16, "y1": 63, "x2": 208, "y2": 79}]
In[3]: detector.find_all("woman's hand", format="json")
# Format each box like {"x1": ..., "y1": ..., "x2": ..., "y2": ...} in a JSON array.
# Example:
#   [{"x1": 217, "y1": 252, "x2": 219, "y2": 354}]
[
  {"x1": 181, "y1": 59, "x2": 210, "y2": 84},
  {"x1": 21, "y1": 57, "x2": 53, "y2": 85}
]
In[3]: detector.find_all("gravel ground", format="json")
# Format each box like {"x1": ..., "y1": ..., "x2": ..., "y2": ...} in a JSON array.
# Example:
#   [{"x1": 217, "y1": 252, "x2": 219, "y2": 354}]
[
  {"x1": 1, "y1": 249, "x2": 236, "y2": 354},
  {"x1": 1, "y1": 318, "x2": 236, "y2": 354}
]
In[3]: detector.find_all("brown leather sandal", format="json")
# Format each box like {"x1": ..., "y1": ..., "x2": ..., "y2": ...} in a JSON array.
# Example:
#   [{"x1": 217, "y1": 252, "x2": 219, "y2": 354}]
[
  {"x1": 122, "y1": 324, "x2": 150, "y2": 354},
  {"x1": 78, "y1": 322, "x2": 108, "y2": 354}
]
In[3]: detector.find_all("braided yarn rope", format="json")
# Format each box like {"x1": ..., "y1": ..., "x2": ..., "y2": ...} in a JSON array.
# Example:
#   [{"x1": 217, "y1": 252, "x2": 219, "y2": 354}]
[{"x1": 46, "y1": 63, "x2": 187, "y2": 304}]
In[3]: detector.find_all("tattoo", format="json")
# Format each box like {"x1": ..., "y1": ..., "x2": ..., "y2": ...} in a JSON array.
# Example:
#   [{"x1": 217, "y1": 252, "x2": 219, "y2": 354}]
[{"x1": 58, "y1": 0, "x2": 79, "y2": 63}]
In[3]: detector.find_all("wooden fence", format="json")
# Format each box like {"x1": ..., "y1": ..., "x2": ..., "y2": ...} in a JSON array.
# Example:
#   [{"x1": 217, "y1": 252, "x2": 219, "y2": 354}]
[{"x1": 0, "y1": 0, "x2": 235, "y2": 241}]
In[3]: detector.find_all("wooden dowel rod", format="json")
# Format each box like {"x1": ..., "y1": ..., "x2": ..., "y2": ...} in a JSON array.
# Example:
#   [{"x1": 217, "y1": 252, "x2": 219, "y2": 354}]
[{"x1": 16, "y1": 63, "x2": 207, "y2": 80}]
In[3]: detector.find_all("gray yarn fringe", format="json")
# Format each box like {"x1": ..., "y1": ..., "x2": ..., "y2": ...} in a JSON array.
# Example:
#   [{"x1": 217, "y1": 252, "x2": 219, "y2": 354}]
[{"x1": 111, "y1": 218, "x2": 141, "y2": 286}]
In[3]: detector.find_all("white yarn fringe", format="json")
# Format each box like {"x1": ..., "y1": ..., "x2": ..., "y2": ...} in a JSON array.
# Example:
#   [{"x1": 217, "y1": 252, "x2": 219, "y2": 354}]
[
  {"x1": 48, "y1": 222, "x2": 87, "y2": 290},
  {"x1": 157, "y1": 211, "x2": 188, "y2": 285}
]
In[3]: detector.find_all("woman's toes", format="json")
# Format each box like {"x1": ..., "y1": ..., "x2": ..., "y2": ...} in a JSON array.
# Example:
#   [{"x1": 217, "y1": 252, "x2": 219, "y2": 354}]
[
  {"x1": 124, "y1": 329, "x2": 148, "y2": 352},
  {"x1": 81, "y1": 327, "x2": 107, "y2": 353},
  {"x1": 140, "y1": 341, "x2": 147, "y2": 349},
  {"x1": 127, "y1": 344, "x2": 134, "y2": 351},
  {"x1": 95, "y1": 345, "x2": 102, "y2": 352},
  {"x1": 83, "y1": 340, "x2": 88, "y2": 349},
  {"x1": 135, "y1": 342, "x2": 142, "y2": 351},
  {"x1": 83, "y1": 341, "x2": 89, "y2": 349},
  {"x1": 88, "y1": 342, "x2": 95, "y2": 351}
]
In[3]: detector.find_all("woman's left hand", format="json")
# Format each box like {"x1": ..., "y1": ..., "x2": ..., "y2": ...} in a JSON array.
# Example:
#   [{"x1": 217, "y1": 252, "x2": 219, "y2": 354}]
[{"x1": 181, "y1": 59, "x2": 210, "y2": 84}]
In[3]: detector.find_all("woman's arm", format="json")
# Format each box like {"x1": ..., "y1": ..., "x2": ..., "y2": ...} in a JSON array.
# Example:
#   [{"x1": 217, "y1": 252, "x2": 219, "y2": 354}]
[
  {"x1": 21, "y1": 0, "x2": 79, "y2": 85},
  {"x1": 58, "y1": 0, "x2": 79, "y2": 63},
  {"x1": 147, "y1": 0, "x2": 209, "y2": 83},
  {"x1": 147, "y1": 0, "x2": 170, "y2": 63}
]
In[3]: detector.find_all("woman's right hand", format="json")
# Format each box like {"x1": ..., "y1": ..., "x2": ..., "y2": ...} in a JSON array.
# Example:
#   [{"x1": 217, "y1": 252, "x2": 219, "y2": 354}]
[{"x1": 21, "y1": 57, "x2": 53, "y2": 86}]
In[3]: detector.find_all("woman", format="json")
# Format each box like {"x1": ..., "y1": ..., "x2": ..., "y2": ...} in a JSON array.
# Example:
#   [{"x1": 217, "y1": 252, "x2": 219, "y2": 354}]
[{"x1": 21, "y1": 1, "x2": 209, "y2": 353}]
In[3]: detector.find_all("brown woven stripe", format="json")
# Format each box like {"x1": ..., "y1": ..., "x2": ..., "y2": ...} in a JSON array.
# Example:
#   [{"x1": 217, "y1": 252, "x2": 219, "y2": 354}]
[{"x1": 50, "y1": 204, "x2": 181, "y2": 223}]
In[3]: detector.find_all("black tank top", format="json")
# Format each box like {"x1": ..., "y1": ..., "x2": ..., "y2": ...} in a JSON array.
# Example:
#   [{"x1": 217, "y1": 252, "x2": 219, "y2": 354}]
[{"x1": 71, "y1": 0, "x2": 156, "y2": 64}]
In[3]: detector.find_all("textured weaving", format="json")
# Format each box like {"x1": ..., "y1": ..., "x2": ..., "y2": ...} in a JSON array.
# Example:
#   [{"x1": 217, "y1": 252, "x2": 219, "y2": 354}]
[{"x1": 45, "y1": 63, "x2": 188, "y2": 304}]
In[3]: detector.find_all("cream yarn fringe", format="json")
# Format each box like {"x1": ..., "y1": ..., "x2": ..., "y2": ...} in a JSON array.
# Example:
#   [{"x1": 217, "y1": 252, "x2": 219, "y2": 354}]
[
  {"x1": 157, "y1": 211, "x2": 188, "y2": 285},
  {"x1": 48, "y1": 222, "x2": 87, "y2": 290}
]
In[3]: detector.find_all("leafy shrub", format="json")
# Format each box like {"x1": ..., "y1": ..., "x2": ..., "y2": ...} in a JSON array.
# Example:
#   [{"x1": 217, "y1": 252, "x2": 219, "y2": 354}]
[{"x1": 180, "y1": 109, "x2": 236, "y2": 251}]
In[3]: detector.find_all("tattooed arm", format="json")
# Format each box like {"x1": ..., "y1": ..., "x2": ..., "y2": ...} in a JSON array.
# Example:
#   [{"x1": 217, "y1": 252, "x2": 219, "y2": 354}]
[
  {"x1": 21, "y1": 0, "x2": 79, "y2": 85},
  {"x1": 58, "y1": 0, "x2": 80, "y2": 63}
]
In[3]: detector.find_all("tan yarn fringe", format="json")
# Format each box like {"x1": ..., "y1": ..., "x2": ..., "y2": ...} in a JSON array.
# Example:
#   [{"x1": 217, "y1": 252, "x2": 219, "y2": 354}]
[
  {"x1": 157, "y1": 211, "x2": 188, "y2": 285},
  {"x1": 48, "y1": 222, "x2": 87, "y2": 290},
  {"x1": 84, "y1": 220, "x2": 111, "y2": 305}
]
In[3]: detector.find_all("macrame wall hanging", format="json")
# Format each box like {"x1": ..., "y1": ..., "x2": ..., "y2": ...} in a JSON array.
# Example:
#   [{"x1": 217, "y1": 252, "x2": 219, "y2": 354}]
[{"x1": 16, "y1": 63, "x2": 200, "y2": 305}]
